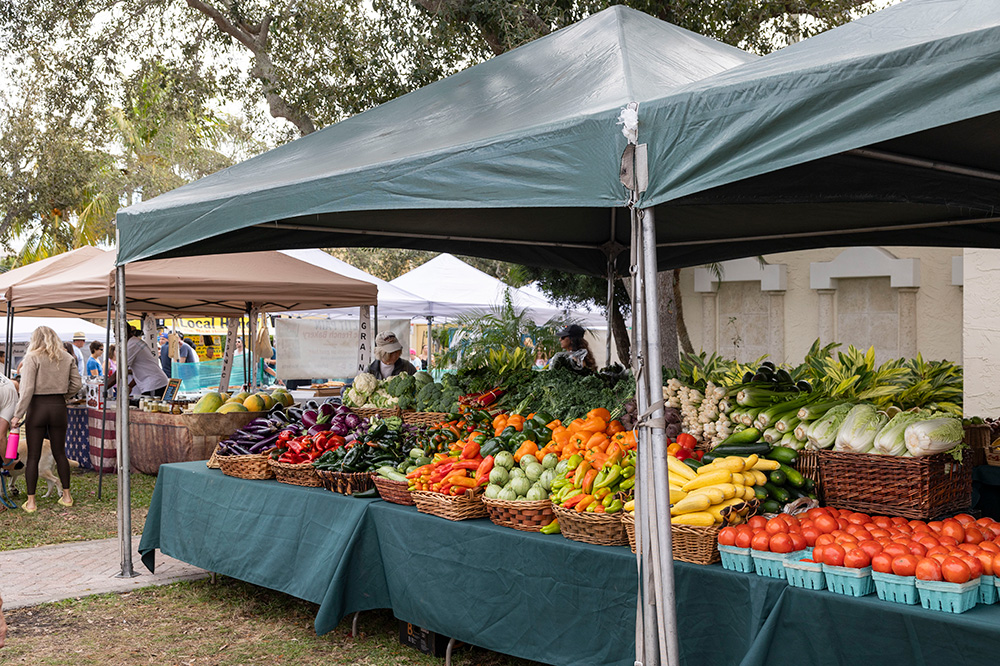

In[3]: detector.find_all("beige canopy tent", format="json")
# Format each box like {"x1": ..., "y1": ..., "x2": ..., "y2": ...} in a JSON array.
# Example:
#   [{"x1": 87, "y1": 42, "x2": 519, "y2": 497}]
[{"x1": 7, "y1": 248, "x2": 378, "y2": 316}]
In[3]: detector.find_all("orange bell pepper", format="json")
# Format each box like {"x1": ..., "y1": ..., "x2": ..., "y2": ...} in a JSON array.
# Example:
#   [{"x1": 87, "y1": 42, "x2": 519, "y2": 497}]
[
  {"x1": 585, "y1": 432, "x2": 609, "y2": 451},
  {"x1": 580, "y1": 416, "x2": 607, "y2": 433},
  {"x1": 567, "y1": 418, "x2": 587, "y2": 434},
  {"x1": 606, "y1": 420, "x2": 625, "y2": 435},
  {"x1": 552, "y1": 427, "x2": 570, "y2": 447},
  {"x1": 546, "y1": 419, "x2": 562, "y2": 430},
  {"x1": 667, "y1": 442, "x2": 681, "y2": 456},
  {"x1": 587, "y1": 407, "x2": 611, "y2": 421},
  {"x1": 513, "y1": 440, "x2": 538, "y2": 463}
]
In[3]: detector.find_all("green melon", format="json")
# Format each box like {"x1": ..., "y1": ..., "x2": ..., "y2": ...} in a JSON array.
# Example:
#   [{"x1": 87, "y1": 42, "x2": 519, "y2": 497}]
[
  {"x1": 193, "y1": 392, "x2": 224, "y2": 414},
  {"x1": 217, "y1": 402, "x2": 249, "y2": 413}
]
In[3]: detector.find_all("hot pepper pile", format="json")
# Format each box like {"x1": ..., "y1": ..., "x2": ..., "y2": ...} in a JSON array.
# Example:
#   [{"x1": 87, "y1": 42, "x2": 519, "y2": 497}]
[
  {"x1": 271, "y1": 430, "x2": 347, "y2": 464},
  {"x1": 548, "y1": 448, "x2": 635, "y2": 515},
  {"x1": 406, "y1": 437, "x2": 495, "y2": 496},
  {"x1": 313, "y1": 416, "x2": 423, "y2": 473}
]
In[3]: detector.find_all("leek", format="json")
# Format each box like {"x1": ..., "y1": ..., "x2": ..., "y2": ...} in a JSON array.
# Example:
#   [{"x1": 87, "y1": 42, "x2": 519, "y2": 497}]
[
  {"x1": 780, "y1": 431, "x2": 806, "y2": 451},
  {"x1": 798, "y1": 400, "x2": 850, "y2": 421},
  {"x1": 735, "y1": 386, "x2": 803, "y2": 408},
  {"x1": 775, "y1": 414, "x2": 800, "y2": 433}
]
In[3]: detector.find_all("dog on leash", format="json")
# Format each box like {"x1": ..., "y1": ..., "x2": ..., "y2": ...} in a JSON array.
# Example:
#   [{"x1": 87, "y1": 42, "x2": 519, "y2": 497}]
[{"x1": 4, "y1": 439, "x2": 79, "y2": 498}]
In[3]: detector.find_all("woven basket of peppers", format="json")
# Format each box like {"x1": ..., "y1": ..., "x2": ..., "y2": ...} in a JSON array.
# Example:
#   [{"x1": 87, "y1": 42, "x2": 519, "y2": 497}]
[{"x1": 406, "y1": 435, "x2": 494, "y2": 521}]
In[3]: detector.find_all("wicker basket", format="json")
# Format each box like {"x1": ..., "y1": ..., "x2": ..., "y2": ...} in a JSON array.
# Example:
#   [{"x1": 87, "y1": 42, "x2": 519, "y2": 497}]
[
  {"x1": 411, "y1": 488, "x2": 487, "y2": 521},
  {"x1": 316, "y1": 469, "x2": 375, "y2": 495},
  {"x1": 551, "y1": 504, "x2": 628, "y2": 547},
  {"x1": 671, "y1": 523, "x2": 722, "y2": 565},
  {"x1": 218, "y1": 452, "x2": 275, "y2": 479},
  {"x1": 622, "y1": 512, "x2": 636, "y2": 554},
  {"x1": 206, "y1": 447, "x2": 222, "y2": 469},
  {"x1": 795, "y1": 449, "x2": 821, "y2": 499},
  {"x1": 482, "y1": 497, "x2": 555, "y2": 532},
  {"x1": 818, "y1": 450, "x2": 972, "y2": 520},
  {"x1": 268, "y1": 459, "x2": 322, "y2": 487},
  {"x1": 354, "y1": 407, "x2": 403, "y2": 421},
  {"x1": 372, "y1": 476, "x2": 415, "y2": 505},
  {"x1": 964, "y1": 424, "x2": 992, "y2": 467},
  {"x1": 401, "y1": 410, "x2": 451, "y2": 427}
]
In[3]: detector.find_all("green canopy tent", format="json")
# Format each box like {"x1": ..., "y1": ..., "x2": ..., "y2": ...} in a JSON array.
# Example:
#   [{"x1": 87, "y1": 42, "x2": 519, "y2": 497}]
[{"x1": 111, "y1": 8, "x2": 757, "y2": 665}]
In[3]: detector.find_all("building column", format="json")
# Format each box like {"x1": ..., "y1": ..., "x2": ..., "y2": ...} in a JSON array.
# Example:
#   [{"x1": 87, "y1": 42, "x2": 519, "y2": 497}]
[
  {"x1": 897, "y1": 287, "x2": 918, "y2": 359},
  {"x1": 767, "y1": 291, "x2": 785, "y2": 363},
  {"x1": 817, "y1": 289, "x2": 836, "y2": 346},
  {"x1": 701, "y1": 292, "x2": 717, "y2": 354}
]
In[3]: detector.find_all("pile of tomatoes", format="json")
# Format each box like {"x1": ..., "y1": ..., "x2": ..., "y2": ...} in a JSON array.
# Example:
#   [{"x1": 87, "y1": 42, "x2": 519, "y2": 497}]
[{"x1": 718, "y1": 507, "x2": 1000, "y2": 584}]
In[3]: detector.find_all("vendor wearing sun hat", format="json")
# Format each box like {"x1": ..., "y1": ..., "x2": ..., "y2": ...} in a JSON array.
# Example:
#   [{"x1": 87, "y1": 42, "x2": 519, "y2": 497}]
[
  {"x1": 70, "y1": 331, "x2": 87, "y2": 376},
  {"x1": 556, "y1": 323, "x2": 597, "y2": 372},
  {"x1": 367, "y1": 331, "x2": 417, "y2": 379}
]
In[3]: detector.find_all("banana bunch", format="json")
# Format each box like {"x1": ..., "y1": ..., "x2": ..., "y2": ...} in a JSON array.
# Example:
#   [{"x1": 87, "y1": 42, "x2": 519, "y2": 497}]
[{"x1": 663, "y1": 454, "x2": 774, "y2": 526}]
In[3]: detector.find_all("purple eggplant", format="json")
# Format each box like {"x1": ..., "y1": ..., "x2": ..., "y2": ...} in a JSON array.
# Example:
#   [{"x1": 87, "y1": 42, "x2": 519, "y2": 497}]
[
  {"x1": 248, "y1": 432, "x2": 281, "y2": 453},
  {"x1": 319, "y1": 402, "x2": 336, "y2": 418},
  {"x1": 302, "y1": 410, "x2": 318, "y2": 428},
  {"x1": 344, "y1": 413, "x2": 362, "y2": 429},
  {"x1": 307, "y1": 423, "x2": 332, "y2": 436}
]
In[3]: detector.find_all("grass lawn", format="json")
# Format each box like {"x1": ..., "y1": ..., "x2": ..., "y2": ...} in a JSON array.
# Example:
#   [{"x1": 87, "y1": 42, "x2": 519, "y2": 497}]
[
  {"x1": 2, "y1": 578, "x2": 544, "y2": 665},
  {"x1": 0, "y1": 467, "x2": 158, "y2": 551}
]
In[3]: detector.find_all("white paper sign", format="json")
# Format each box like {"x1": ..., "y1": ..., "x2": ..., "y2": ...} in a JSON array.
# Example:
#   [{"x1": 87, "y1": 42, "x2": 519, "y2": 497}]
[{"x1": 275, "y1": 318, "x2": 363, "y2": 380}]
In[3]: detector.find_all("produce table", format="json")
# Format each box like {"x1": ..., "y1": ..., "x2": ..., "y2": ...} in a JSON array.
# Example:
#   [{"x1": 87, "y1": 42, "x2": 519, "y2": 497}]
[{"x1": 140, "y1": 463, "x2": 1000, "y2": 666}]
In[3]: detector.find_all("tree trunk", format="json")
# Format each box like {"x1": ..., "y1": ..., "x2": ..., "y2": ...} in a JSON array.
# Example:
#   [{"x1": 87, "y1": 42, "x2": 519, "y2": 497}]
[
  {"x1": 610, "y1": 297, "x2": 631, "y2": 367},
  {"x1": 657, "y1": 270, "x2": 680, "y2": 373},
  {"x1": 674, "y1": 267, "x2": 694, "y2": 355}
]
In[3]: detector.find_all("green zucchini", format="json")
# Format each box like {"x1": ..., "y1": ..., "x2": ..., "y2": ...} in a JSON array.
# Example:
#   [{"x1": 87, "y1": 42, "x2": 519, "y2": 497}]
[
  {"x1": 719, "y1": 427, "x2": 761, "y2": 446},
  {"x1": 753, "y1": 486, "x2": 768, "y2": 501},
  {"x1": 779, "y1": 463, "x2": 805, "y2": 488},
  {"x1": 709, "y1": 441, "x2": 770, "y2": 456},
  {"x1": 761, "y1": 499, "x2": 782, "y2": 514},
  {"x1": 765, "y1": 446, "x2": 799, "y2": 465},
  {"x1": 764, "y1": 482, "x2": 791, "y2": 503},
  {"x1": 682, "y1": 458, "x2": 704, "y2": 472},
  {"x1": 768, "y1": 469, "x2": 787, "y2": 486}
]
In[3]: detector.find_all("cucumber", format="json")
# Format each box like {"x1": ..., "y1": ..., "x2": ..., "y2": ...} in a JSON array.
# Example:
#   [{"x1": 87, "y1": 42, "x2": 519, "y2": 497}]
[
  {"x1": 803, "y1": 478, "x2": 816, "y2": 492},
  {"x1": 718, "y1": 427, "x2": 761, "y2": 446},
  {"x1": 761, "y1": 499, "x2": 782, "y2": 514},
  {"x1": 753, "y1": 486, "x2": 768, "y2": 501},
  {"x1": 778, "y1": 463, "x2": 805, "y2": 488},
  {"x1": 682, "y1": 458, "x2": 704, "y2": 471},
  {"x1": 378, "y1": 466, "x2": 409, "y2": 483},
  {"x1": 709, "y1": 442, "x2": 770, "y2": 457},
  {"x1": 768, "y1": 469, "x2": 787, "y2": 486},
  {"x1": 765, "y1": 446, "x2": 799, "y2": 465},
  {"x1": 764, "y1": 482, "x2": 791, "y2": 503}
]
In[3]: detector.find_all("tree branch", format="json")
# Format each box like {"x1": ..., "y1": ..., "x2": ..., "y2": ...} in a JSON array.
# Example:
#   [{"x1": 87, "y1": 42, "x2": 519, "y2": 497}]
[{"x1": 413, "y1": 0, "x2": 549, "y2": 55}]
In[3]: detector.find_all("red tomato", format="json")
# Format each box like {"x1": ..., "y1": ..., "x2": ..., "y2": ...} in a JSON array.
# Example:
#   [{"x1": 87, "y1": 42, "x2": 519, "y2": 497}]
[
  {"x1": 751, "y1": 531, "x2": 772, "y2": 551},
  {"x1": 843, "y1": 547, "x2": 871, "y2": 569},
  {"x1": 960, "y1": 554, "x2": 983, "y2": 579},
  {"x1": 894, "y1": 523, "x2": 913, "y2": 535},
  {"x1": 957, "y1": 543, "x2": 980, "y2": 555},
  {"x1": 930, "y1": 552, "x2": 949, "y2": 564},
  {"x1": 765, "y1": 518, "x2": 789, "y2": 535},
  {"x1": 890, "y1": 516, "x2": 909, "y2": 526},
  {"x1": 769, "y1": 533, "x2": 794, "y2": 554},
  {"x1": 927, "y1": 520, "x2": 944, "y2": 533},
  {"x1": 872, "y1": 515, "x2": 894, "y2": 528},
  {"x1": 882, "y1": 543, "x2": 911, "y2": 559},
  {"x1": 941, "y1": 519, "x2": 966, "y2": 543},
  {"x1": 789, "y1": 532, "x2": 807, "y2": 552},
  {"x1": 799, "y1": 518, "x2": 815, "y2": 530},
  {"x1": 973, "y1": 549, "x2": 995, "y2": 576},
  {"x1": 846, "y1": 512, "x2": 871, "y2": 525},
  {"x1": 845, "y1": 524, "x2": 870, "y2": 539},
  {"x1": 734, "y1": 525, "x2": 754, "y2": 549},
  {"x1": 748, "y1": 515, "x2": 768, "y2": 531},
  {"x1": 801, "y1": 527, "x2": 821, "y2": 547},
  {"x1": 836, "y1": 517, "x2": 850, "y2": 530},
  {"x1": 815, "y1": 533, "x2": 836, "y2": 547},
  {"x1": 858, "y1": 540, "x2": 884, "y2": 560},
  {"x1": 926, "y1": 545, "x2": 952, "y2": 558},
  {"x1": 941, "y1": 556, "x2": 971, "y2": 584},
  {"x1": 915, "y1": 557, "x2": 943, "y2": 581},
  {"x1": 868, "y1": 528, "x2": 891, "y2": 540},
  {"x1": 812, "y1": 545, "x2": 828, "y2": 565},
  {"x1": 979, "y1": 541, "x2": 1000, "y2": 554},
  {"x1": 964, "y1": 525, "x2": 986, "y2": 545},
  {"x1": 910, "y1": 522, "x2": 932, "y2": 535},
  {"x1": 993, "y1": 552, "x2": 1000, "y2": 576},
  {"x1": 814, "y1": 514, "x2": 839, "y2": 534},
  {"x1": 953, "y1": 513, "x2": 976, "y2": 526},
  {"x1": 907, "y1": 542, "x2": 928, "y2": 558},
  {"x1": 824, "y1": 543, "x2": 846, "y2": 567},
  {"x1": 718, "y1": 526, "x2": 738, "y2": 546},
  {"x1": 891, "y1": 554, "x2": 919, "y2": 577},
  {"x1": 938, "y1": 535, "x2": 960, "y2": 547},
  {"x1": 915, "y1": 535, "x2": 940, "y2": 549},
  {"x1": 806, "y1": 507, "x2": 832, "y2": 522},
  {"x1": 871, "y1": 551, "x2": 894, "y2": 574},
  {"x1": 976, "y1": 517, "x2": 997, "y2": 528}
]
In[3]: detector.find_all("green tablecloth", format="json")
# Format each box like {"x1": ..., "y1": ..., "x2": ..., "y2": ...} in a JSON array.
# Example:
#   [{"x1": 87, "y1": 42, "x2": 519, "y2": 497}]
[
  {"x1": 138, "y1": 461, "x2": 390, "y2": 633},
  {"x1": 140, "y1": 463, "x2": 1000, "y2": 666}
]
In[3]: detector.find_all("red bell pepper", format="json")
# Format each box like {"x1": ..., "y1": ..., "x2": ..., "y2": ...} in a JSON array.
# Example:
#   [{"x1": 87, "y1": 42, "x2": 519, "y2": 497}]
[
  {"x1": 461, "y1": 440, "x2": 480, "y2": 459},
  {"x1": 676, "y1": 433, "x2": 697, "y2": 450}
]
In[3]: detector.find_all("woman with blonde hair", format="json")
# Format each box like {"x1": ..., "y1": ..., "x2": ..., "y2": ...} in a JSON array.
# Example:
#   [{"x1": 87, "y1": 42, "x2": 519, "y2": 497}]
[{"x1": 10, "y1": 326, "x2": 82, "y2": 512}]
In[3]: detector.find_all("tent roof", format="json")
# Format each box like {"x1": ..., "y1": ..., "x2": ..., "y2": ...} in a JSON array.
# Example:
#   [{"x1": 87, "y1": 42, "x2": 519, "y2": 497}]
[
  {"x1": 638, "y1": 0, "x2": 1000, "y2": 267},
  {"x1": 0, "y1": 246, "x2": 107, "y2": 302},
  {"x1": 8, "y1": 249, "x2": 378, "y2": 317},
  {"x1": 277, "y1": 249, "x2": 430, "y2": 318},
  {"x1": 388, "y1": 253, "x2": 606, "y2": 326},
  {"x1": 114, "y1": 6, "x2": 755, "y2": 274}
]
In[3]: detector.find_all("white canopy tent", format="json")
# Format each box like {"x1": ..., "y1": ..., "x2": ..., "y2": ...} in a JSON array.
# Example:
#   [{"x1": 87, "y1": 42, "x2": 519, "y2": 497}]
[{"x1": 1, "y1": 316, "x2": 108, "y2": 344}]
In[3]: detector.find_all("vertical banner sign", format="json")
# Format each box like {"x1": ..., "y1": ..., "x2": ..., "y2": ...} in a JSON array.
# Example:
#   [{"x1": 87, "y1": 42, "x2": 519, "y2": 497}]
[
  {"x1": 142, "y1": 314, "x2": 157, "y2": 353},
  {"x1": 357, "y1": 306, "x2": 371, "y2": 373},
  {"x1": 249, "y1": 307, "x2": 260, "y2": 392},
  {"x1": 219, "y1": 317, "x2": 240, "y2": 391}
]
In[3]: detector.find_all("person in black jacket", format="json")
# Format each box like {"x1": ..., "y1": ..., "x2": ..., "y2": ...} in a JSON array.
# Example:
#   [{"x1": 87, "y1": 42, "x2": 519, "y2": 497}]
[{"x1": 367, "y1": 331, "x2": 417, "y2": 379}]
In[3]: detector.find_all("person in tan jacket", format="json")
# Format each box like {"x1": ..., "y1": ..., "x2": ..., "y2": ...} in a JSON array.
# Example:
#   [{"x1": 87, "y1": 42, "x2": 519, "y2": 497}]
[{"x1": 10, "y1": 326, "x2": 82, "y2": 512}]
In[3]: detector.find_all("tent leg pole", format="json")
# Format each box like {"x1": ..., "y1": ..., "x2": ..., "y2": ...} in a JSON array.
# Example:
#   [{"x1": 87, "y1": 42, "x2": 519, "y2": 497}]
[
  {"x1": 99, "y1": 295, "x2": 113, "y2": 500},
  {"x1": 115, "y1": 265, "x2": 137, "y2": 578},
  {"x1": 639, "y1": 207, "x2": 679, "y2": 666},
  {"x1": 606, "y1": 251, "x2": 614, "y2": 367},
  {"x1": 4, "y1": 302, "x2": 12, "y2": 376},
  {"x1": 426, "y1": 316, "x2": 433, "y2": 373},
  {"x1": 631, "y1": 209, "x2": 660, "y2": 666},
  {"x1": 373, "y1": 305, "x2": 378, "y2": 340}
]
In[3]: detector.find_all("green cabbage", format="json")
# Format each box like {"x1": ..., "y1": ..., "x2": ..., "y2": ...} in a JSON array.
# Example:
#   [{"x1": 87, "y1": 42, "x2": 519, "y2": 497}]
[
  {"x1": 904, "y1": 417, "x2": 964, "y2": 457},
  {"x1": 834, "y1": 404, "x2": 887, "y2": 454}
]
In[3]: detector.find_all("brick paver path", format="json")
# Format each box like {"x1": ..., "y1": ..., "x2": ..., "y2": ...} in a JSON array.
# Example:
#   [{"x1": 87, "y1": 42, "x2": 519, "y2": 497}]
[{"x1": 0, "y1": 537, "x2": 207, "y2": 609}]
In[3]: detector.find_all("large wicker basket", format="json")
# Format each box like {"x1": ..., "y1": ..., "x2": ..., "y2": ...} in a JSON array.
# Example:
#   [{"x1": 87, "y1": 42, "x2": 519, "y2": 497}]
[
  {"x1": 218, "y1": 452, "x2": 274, "y2": 480},
  {"x1": 795, "y1": 449, "x2": 821, "y2": 499},
  {"x1": 401, "y1": 411, "x2": 451, "y2": 427},
  {"x1": 964, "y1": 424, "x2": 992, "y2": 467},
  {"x1": 206, "y1": 447, "x2": 222, "y2": 469},
  {"x1": 315, "y1": 469, "x2": 374, "y2": 495},
  {"x1": 818, "y1": 450, "x2": 972, "y2": 520},
  {"x1": 671, "y1": 523, "x2": 722, "y2": 565},
  {"x1": 268, "y1": 459, "x2": 322, "y2": 487},
  {"x1": 551, "y1": 504, "x2": 628, "y2": 547},
  {"x1": 372, "y1": 476, "x2": 415, "y2": 505},
  {"x1": 482, "y1": 497, "x2": 555, "y2": 532},
  {"x1": 622, "y1": 512, "x2": 636, "y2": 554},
  {"x1": 411, "y1": 488, "x2": 487, "y2": 521}
]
